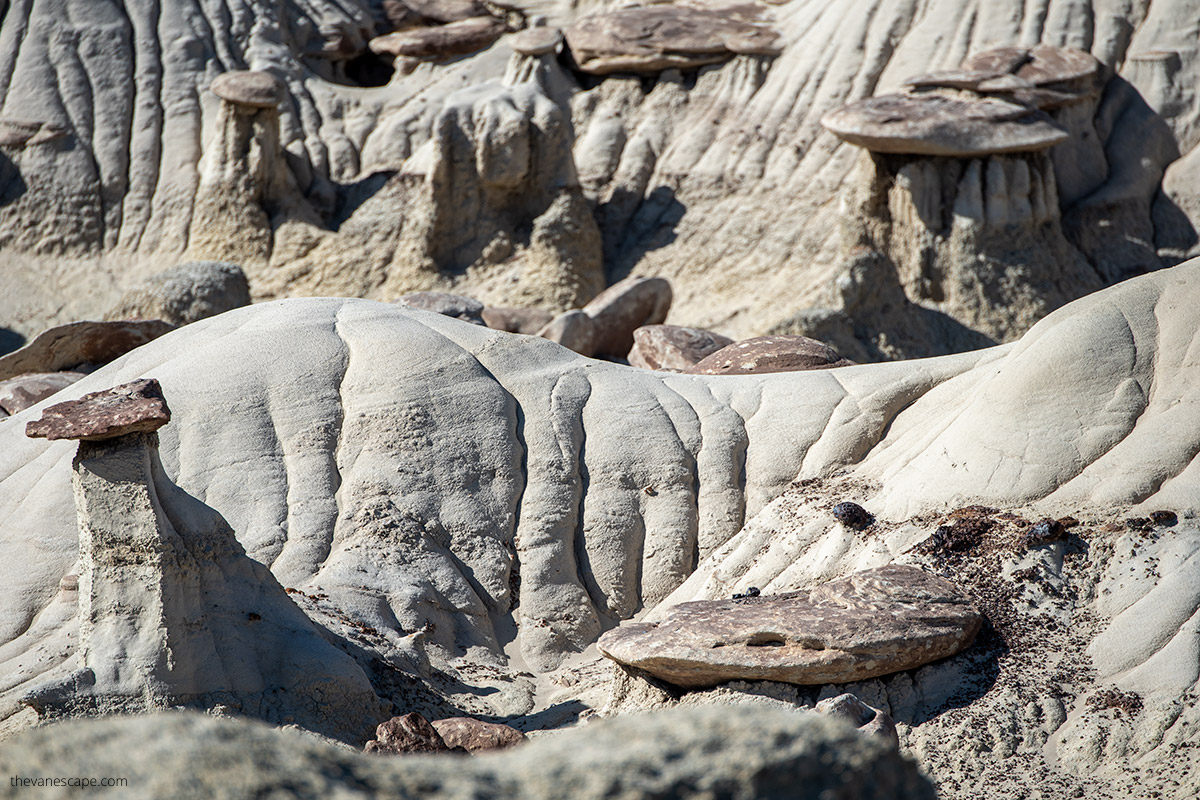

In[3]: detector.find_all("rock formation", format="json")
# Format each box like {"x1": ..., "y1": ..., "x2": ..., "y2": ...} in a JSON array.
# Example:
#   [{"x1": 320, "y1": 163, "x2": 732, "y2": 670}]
[
  {"x1": 430, "y1": 716, "x2": 526, "y2": 752},
  {"x1": 628, "y1": 324, "x2": 733, "y2": 371},
  {"x1": 0, "y1": 320, "x2": 174, "y2": 381},
  {"x1": 597, "y1": 565, "x2": 982, "y2": 687},
  {"x1": 685, "y1": 335, "x2": 853, "y2": 374},
  {"x1": 19, "y1": 379, "x2": 382, "y2": 742},
  {"x1": 0, "y1": 373, "x2": 85, "y2": 416},
  {"x1": 0, "y1": 706, "x2": 936, "y2": 799}
]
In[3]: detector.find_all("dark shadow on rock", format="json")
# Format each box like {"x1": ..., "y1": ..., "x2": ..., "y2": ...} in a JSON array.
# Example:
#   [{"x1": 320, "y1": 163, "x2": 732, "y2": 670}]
[
  {"x1": 329, "y1": 170, "x2": 399, "y2": 230},
  {"x1": 1152, "y1": 187, "x2": 1199, "y2": 266},
  {"x1": 0, "y1": 150, "x2": 27, "y2": 208},
  {"x1": 884, "y1": 626, "x2": 1006, "y2": 728},
  {"x1": 0, "y1": 327, "x2": 24, "y2": 357},
  {"x1": 598, "y1": 185, "x2": 685, "y2": 283}
]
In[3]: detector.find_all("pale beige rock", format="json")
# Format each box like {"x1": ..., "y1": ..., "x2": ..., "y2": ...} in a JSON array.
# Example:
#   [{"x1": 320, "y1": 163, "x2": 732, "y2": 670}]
[
  {"x1": 536, "y1": 309, "x2": 596, "y2": 356},
  {"x1": 105, "y1": 261, "x2": 251, "y2": 326},
  {"x1": 564, "y1": 6, "x2": 781, "y2": 75},
  {"x1": 815, "y1": 694, "x2": 899, "y2": 747},
  {"x1": 821, "y1": 94, "x2": 1069, "y2": 157},
  {"x1": 598, "y1": 565, "x2": 982, "y2": 687}
]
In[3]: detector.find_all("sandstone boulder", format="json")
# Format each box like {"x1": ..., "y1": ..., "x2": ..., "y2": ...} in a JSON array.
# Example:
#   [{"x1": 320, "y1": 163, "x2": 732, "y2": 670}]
[
  {"x1": 685, "y1": 335, "x2": 852, "y2": 375},
  {"x1": 0, "y1": 320, "x2": 174, "y2": 381},
  {"x1": 597, "y1": 564, "x2": 983, "y2": 687},
  {"x1": 396, "y1": 292, "x2": 486, "y2": 325},
  {"x1": 536, "y1": 309, "x2": 596, "y2": 356},
  {"x1": 105, "y1": 261, "x2": 251, "y2": 327},
  {"x1": 366, "y1": 713, "x2": 456, "y2": 754},
  {"x1": 821, "y1": 94, "x2": 1069, "y2": 157},
  {"x1": 431, "y1": 717, "x2": 526, "y2": 752},
  {"x1": 564, "y1": 6, "x2": 781, "y2": 75},
  {"x1": 582, "y1": 276, "x2": 672, "y2": 357},
  {"x1": 369, "y1": 17, "x2": 508, "y2": 60},
  {"x1": 628, "y1": 324, "x2": 733, "y2": 371},
  {"x1": 0, "y1": 372, "x2": 85, "y2": 415},
  {"x1": 25, "y1": 378, "x2": 171, "y2": 441},
  {"x1": 211, "y1": 70, "x2": 285, "y2": 109}
]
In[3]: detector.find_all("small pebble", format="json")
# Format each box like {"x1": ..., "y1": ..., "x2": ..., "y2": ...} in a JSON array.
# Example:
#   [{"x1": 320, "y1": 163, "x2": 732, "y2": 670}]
[
  {"x1": 832, "y1": 501, "x2": 873, "y2": 530},
  {"x1": 1149, "y1": 510, "x2": 1178, "y2": 527}
]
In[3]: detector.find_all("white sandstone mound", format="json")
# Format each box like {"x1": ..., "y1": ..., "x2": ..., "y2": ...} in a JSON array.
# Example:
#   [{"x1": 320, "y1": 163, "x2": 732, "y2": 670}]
[{"x1": 0, "y1": 259, "x2": 1200, "y2": 795}]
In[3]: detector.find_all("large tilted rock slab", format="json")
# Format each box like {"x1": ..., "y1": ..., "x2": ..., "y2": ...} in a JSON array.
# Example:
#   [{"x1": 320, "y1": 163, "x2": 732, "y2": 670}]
[
  {"x1": 564, "y1": 5, "x2": 781, "y2": 75},
  {"x1": 821, "y1": 94, "x2": 1069, "y2": 156},
  {"x1": 0, "y1": 706, "x2": 936, "y2": 800},
  {"x1": 0, "y1": 320, "x2": 174, "y2": 381},
  {"x1": 597, "y1": 565, "x2": 982, "y2": 687}
]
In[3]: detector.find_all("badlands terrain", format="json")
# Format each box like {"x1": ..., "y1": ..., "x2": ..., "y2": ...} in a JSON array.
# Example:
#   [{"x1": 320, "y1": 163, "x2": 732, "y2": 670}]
[{"x1": 1, "y1": 0, "x2": 1200, "y2": 798}]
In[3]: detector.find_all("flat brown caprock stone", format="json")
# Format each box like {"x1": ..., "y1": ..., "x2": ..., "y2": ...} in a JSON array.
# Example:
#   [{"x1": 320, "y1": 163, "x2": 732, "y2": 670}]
[
  {"x1": 211, "y1": 70, "x2": 285, "y2": 109},
  {"x1": 25, "y1": 378, "x2": 171, "y2": 441},
  {"x1": 597, "y1": 564, "x2": 983, "y2": 688},
  {"x1": 821, "y1": 93, "x2": 1068, "y2": 156}
]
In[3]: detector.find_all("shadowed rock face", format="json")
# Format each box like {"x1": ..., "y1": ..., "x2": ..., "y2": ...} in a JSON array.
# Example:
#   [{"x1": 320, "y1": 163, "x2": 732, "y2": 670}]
[
  {"x1": 821, "y1": 94, "x2": 1068, "y2": 157},
  {"x1": 564, "y1": 6, "x2": 781, "y2": 75},
  {"x1": 25, "y1": 378, "x2": 171, "y2": 441},
  {"x1": 597, "y1": 565, "x2": 982, "y2": 687}
]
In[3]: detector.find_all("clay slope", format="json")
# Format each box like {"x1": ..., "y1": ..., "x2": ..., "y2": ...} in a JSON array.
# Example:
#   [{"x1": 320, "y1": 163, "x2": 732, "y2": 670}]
[{"x1": 1, "y1": 0, "x2": 1199, "y2": 348}]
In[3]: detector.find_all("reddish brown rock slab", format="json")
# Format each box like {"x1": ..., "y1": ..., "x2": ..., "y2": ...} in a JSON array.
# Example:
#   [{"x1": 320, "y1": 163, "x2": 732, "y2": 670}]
[
  {"x1": 815, "y1": 693, "x2": 899, "y2": 747},
  {"x1": 211, "y1": 70, "x2": 285, "y2": 109},
  {"x1": 397, "y1": 0, "x2": 492, "y2": 24},
  {"x1": 431, "y1": 717, "x2": 526, "y2": 752},
  {"x1": 685, "y1": 335, "x2": 852, "y2": 375},
  {"x1": 596, "y1": 564, "x2": 983, "y2": 688},
  {"x1": 564, "y1": 6, "x2": 781, "y2": 75},
  {"x1": 581, "y1": 276, "x2": 672, "y2": 358},
  {"x1": 365, "y1": 712, "x2": 459, "y2": 755},
  {"x1": 369, "y1": 17, "x2": 507, "y2": 59},
  {"x1": 821, "y1": 93, "x2": 1068, "y2": 156},
  {"x1": 25, "y1": 378, "x2": 171, "y2": 441},
  {"x1": 903, "y1": 69, "x2": 1007, "y2": 91},
  {"x1": 481, "y1": 306, "x2": 555, "y2": 335},
  {"x1": 628, "y1": 324, "x2": 733, "y2": 371},
  {"x1": 0, "y1": 320, "x2": 175, "y2": 382},
  {"x1": 0, "y1": 372, "x2": 86, "y2": 415}
]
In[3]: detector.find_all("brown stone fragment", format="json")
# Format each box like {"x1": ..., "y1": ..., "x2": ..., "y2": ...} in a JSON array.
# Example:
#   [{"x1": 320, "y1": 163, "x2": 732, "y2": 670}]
[
  {"x1": 962, "y1": 44, "x2": 1100, "y2": 89},
  {"x1": 597, "y1": 564, "x2": 983, "y2": 687},
  {"x1": 564, "y1": 6, "x2": 781, "y2": 75},
  {"x1": 0, "y1": 320, "x2": 175, "y2": 382},
  {"x1": 25, "y1": 379, "x2": 171, "y2": 441},
  {"x1": 369, "y1": 17, "x2": 507, "y2": 59},
  {"x1": 211, "y1": 71, "x2": 285, "y2": 109},
  {"x1": 628, "y1": 324, "x2": 733, "y2": 371},
  {"x1": 582, "y1": 276, "x2": 672, "y2": 358},
  {"x1": 431, "y1": 717, "x2": 526, "y2": 752},
  {"x1": 821, "y1": 93, "x2": 1069, "y2": 156},
  {"x1": 0, "y1": 372, "x2": 86, "y2": 415},
  {"x1": 481, "y1": 306, "x2": 555, "y2": 335},
  {"x1": 685, "y1": 335, "x2": 852, "y2": 375},
  {"x1": 536, "y1": 310, "x2": 596, "y2": 357},
  {"x1": 365, "y1": 712, "x2": 458, "y2": 755}
]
